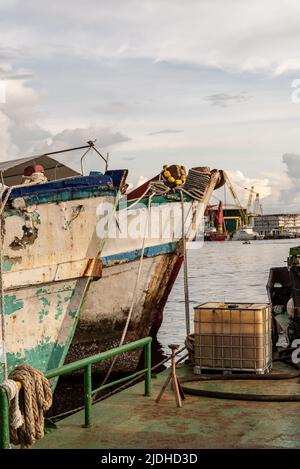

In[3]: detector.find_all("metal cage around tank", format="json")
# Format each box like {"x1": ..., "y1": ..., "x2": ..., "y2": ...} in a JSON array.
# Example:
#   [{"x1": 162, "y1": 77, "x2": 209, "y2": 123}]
[{"x1": 194, "y1": 302, "x2": 272, "y2": 374}]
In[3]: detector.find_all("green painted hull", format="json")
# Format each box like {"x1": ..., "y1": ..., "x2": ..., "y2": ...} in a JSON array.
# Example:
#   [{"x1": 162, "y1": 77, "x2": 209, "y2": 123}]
[{"x1": 1, "y1": 278, "x2": 89, "y2": 382}]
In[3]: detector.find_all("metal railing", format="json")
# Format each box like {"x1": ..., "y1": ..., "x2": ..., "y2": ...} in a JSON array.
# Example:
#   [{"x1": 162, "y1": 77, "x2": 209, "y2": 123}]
[{"x1": 0, "y1": 337, "x2": 152, "y2": 449}]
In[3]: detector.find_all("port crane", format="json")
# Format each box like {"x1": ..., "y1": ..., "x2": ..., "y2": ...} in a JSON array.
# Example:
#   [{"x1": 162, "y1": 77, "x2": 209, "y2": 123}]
[
  {"x1": 223, "y1": 172, "x2": 249, "y2": 226},
  {"x1": 244, "y1": 186, "x2": 262, "y2": 217}
]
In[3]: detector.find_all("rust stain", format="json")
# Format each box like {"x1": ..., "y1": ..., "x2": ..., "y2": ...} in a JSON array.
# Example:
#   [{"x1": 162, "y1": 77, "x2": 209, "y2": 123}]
[
  {"x1": 107, "y1": 259, "x2": 128, "y2": 267},
  {"x1": 82, "y1": 258, "x2": 103, "y2": 279}
]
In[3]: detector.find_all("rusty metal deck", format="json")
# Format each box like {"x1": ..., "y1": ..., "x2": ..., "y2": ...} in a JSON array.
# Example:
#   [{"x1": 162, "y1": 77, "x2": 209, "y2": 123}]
[{"x1": 35, "y1": 362, "x2": 300, "y2": 449}]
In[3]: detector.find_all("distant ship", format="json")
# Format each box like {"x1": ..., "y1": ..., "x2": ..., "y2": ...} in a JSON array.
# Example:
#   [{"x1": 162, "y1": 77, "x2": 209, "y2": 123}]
[
  {"x1": 204, "y1": 201, "x2": 229, "y2": 241},
  {"x1": 232, "y1": 226, "x2": 263, "y2": 241}
]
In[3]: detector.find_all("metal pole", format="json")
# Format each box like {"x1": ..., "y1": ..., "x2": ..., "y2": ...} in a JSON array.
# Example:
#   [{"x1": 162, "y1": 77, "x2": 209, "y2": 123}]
[
  {"x1": 83, "y1": 364, "x2": 92, "y2": 428},
  {"x1": 80, "y1": 147, "x2": 92, "y2": 176},
  {"x1": 92, "y1": 146, "x2": 109, "y2": 168},
  {"x1": 24, "y1": 142, "x2": 95, "y2": 161},
  {"x1": 0, "y1": 387, "x2": 9, "y2": 449},
  {"x1": 144, "y1": 341, "x2": 151, "y2": 397},
  {"x1": 171, "y1": 346, "x2": 182, "y2": 408},
  {"x1": 45, "y1": 337, "x2": 152, "y2": 379}
]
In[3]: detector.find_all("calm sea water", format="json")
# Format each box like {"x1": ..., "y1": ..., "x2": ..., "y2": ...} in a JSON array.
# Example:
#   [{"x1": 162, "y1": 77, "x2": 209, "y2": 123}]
[{"x1": 158, "y1": 239, "x2": 300, "y2": 354}]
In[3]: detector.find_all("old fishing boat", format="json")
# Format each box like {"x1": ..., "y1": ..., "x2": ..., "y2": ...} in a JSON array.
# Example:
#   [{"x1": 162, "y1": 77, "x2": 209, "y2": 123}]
[
  {"x1": 0, "y1": 143, "x2": 127, "y2": 380},
  {"x1": 1, "y1": 150, "x2": 225, "y2": 378}
]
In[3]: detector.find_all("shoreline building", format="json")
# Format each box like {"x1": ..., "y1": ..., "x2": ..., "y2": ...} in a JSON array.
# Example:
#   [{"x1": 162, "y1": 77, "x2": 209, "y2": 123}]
[{"x1": 253, "y1": 213, "x2": 300, "y2": 238}]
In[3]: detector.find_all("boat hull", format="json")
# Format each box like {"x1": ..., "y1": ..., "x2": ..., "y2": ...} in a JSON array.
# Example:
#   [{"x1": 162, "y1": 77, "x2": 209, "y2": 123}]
[{"x1": 67, "y1": 250, "x2": 183, "y2": 373}]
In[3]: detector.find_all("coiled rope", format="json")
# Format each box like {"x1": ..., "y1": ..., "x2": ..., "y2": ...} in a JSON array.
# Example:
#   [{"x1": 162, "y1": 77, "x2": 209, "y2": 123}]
[{"x1": 7, "y1": 365, "x2": 52, "y2": 449}]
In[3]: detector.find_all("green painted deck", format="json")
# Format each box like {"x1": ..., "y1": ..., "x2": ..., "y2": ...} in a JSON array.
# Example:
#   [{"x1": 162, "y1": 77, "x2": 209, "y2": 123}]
[{"x1": 35, "y1": 362, "x2": 300, "y2": 449}]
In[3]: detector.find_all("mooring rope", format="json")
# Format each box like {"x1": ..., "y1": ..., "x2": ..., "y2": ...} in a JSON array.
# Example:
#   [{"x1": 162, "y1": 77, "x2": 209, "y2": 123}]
[
  {"x1": 100, "y1": 193, "x2": 155, "y2": 388},
  {"x1": 7, "y1": 365, "x2": 52, "y2": 449}
]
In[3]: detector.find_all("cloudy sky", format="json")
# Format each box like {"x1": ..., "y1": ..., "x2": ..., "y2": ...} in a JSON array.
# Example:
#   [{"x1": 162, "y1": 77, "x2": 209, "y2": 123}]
[{"x1": 1, "y1": 0, "x2": 300, "y2": 211}]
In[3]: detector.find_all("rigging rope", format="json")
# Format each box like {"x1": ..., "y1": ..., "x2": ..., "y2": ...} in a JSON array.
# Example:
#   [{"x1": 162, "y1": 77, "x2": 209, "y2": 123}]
[
  {"x1": 100, "y1": 168, "x2": 213, "y2": 387},
  {"x1": 100, "y1": 193, "x2": 155, "y2": 388}
]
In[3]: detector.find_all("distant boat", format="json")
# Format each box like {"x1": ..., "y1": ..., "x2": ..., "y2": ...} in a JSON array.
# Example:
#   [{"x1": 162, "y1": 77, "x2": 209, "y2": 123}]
[
  {"x1": 232, "y1": 226, "x2": 262, "y2": 241},
  {"x1": 204, "y1": 201, "x2": 229, "y2": 241}
]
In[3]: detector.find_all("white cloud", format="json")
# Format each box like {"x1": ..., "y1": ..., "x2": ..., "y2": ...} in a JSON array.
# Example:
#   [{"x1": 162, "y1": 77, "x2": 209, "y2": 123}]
[
  {"x1": 214, "y1": 170, "x2": 273, "y2": 214},
  {"x1": 2, "y1": 1, "x2": 300, "y2": 75},
  {"x1": 204, "y1": 93, "x2": 252, "y2": 108},
  {"x1": 0, "y1": 69, "x2": 130, "y2": 167},
  {"x1": 0, "y1": 77, "x2": 43, "y2": 161},
  {"x1": 221, "y1": 157, "x2": 300, "y2": 213},
  {"x1": 1, "y1": 0, "x2": 300, "y2": 212},
  {"x1": 226, "y1": 170, "x2": 272, "y2": 203}
]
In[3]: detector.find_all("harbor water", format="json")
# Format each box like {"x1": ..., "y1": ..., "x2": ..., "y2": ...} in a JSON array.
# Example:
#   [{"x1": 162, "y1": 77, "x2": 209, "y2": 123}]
[{"x1": 158, "y1": 239, "x2": 299, "y2": 354}]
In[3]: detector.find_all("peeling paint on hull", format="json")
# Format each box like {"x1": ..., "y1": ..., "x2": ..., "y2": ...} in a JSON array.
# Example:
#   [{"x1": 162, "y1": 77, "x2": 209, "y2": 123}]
[
  {"x1": 1, "y1": 278, "x2": 89, "y2": 381},
  {"x1": 1, "y1": 179, "x2": 118, "y2": 381}
]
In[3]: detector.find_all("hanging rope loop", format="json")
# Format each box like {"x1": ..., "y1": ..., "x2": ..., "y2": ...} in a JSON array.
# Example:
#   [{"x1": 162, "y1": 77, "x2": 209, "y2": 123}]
[{"x1": 7, "y1": 365, "x2": 52, "y2": 449}]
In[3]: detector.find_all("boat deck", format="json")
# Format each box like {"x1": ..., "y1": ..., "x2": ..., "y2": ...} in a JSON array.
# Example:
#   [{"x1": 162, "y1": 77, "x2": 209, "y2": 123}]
[{"x1": 35, "y1": 362, "x2": 300, "y2": 449}]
